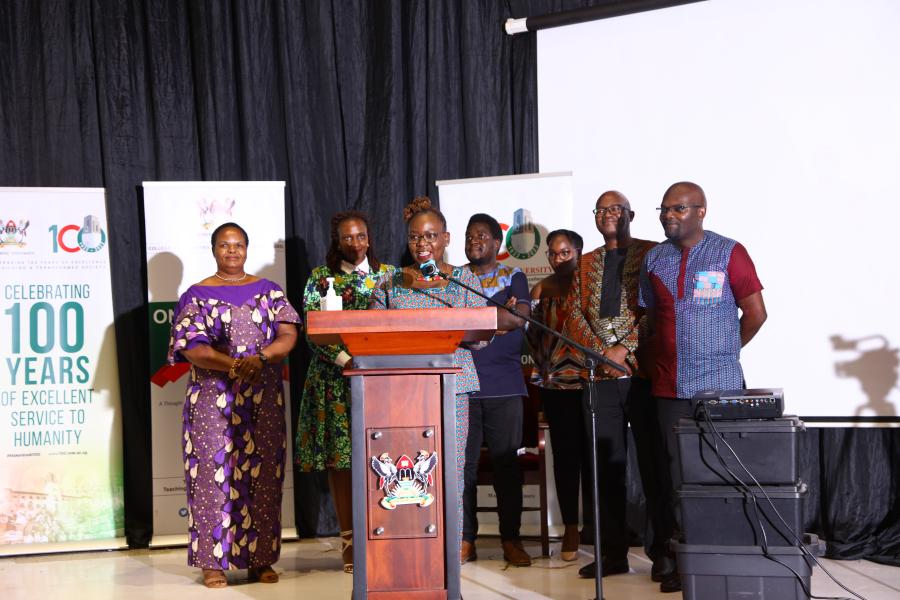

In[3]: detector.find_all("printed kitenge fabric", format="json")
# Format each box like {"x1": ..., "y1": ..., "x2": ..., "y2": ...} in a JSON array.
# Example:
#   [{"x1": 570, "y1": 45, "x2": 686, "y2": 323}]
[
  {"x1": 370, "y1": 266, "x2": 486, "y2": 394},
  {"x1": 527, "y1": 294, "x2": 584, "y2": 390},
  {"x1": 295, "y1": 264, "x2": 395, "y2": 472},
  {"x1": 639, "y1": 231, "x2": 762, "y2": 398},
  {"x1": 370, "y1": 266, "x2": 488, "y2": 538},
  {"x1": 168, "y1": 279, "x2": 300, "y2": 570},
  {"x1": 469, "y1": 263, "x2": 530, "y2": 399},
  {"x1": 474, "y1": 263, "x2": 518, "y2": 299},
  {"x1": 565, "y1": 240, "x2": 656, "y2": 377}
]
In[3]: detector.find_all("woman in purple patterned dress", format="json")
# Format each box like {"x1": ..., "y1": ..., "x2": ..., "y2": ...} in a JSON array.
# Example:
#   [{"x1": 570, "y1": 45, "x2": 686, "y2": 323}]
[{"x1": 168, "y1": 222, "x2": 300, "y2": 589}]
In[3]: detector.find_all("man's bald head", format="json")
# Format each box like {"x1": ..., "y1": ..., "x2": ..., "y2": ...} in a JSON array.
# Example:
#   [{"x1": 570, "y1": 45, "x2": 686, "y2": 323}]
[
  {"x1": 663, "y1": 181, "x2": 706, "y2": 208},
  {"x1": 659, "y1": 181, "x2": 707, "y2": 247},
  {"x1": 594, "y1": 190, "x2": 634, "y2": 245},
  {"x1": 596, "y1": 190, "x2": 631, "y2": 211}
]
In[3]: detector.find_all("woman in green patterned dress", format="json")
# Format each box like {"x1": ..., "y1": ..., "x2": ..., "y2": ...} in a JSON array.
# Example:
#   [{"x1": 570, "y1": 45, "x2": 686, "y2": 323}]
[{"x1": 295, "y1": 211, "x2": 394, "y2": 573}]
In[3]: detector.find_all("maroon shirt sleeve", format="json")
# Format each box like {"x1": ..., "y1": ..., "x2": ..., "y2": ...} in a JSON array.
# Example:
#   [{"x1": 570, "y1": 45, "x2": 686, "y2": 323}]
[{"x1": 728, "y1": 243, "x2": 763, "y2": 301}]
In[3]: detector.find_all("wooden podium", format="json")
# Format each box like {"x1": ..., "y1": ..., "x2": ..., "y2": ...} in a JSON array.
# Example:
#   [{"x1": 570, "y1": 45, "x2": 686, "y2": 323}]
[{"x1": 307, "y1": 307, "x2": 497, "y2": 599}]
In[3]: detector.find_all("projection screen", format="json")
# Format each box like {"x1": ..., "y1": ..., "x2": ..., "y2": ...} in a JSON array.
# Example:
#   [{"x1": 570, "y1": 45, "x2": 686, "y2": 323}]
[{"x1": 537, "y1": 0, "x2": 900, "y2": 420}]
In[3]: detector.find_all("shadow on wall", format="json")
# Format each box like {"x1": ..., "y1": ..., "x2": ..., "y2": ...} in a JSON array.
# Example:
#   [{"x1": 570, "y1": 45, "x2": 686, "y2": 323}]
[
  {"x1": 831, "y1": 334, "x2": 898, "y2": 417},
  {"x1": 147, "y1": 252, "x2": 184, "y2": 303}
]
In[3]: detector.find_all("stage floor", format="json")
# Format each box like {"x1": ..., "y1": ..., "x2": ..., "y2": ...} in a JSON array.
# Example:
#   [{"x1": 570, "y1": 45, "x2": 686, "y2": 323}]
[{"x1": 1, "y1": 536, "x2": 897, "y2": 599}]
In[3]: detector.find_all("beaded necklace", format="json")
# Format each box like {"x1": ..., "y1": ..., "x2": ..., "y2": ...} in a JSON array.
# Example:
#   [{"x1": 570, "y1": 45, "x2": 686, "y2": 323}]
[{"x1": 214, "y1": 271, "x2": 247, "y2": 282}]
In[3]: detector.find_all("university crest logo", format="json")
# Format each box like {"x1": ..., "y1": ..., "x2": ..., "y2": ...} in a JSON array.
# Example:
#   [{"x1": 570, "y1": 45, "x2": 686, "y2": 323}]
[
  {"x1": 0, "y1": 218, "x2": 29, "y2": 247},
  {"x1": 370, "y1": 450, "x2": 438, "y2": 510}
]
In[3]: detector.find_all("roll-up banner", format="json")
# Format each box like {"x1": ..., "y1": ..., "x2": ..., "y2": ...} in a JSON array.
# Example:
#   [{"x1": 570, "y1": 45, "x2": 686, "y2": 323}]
[
  {"x1": 0, "y1": 187, "x2": 125, "y2": 555},
  {"x1": 437, "y1": 172, "x2": 575, "y2": 535},
  {"x1": 438, "y1": 172, "x2": 575, "y2": 286},
  {"x1": 143, "y1": 181, "x2": 296, "y2": 545}
]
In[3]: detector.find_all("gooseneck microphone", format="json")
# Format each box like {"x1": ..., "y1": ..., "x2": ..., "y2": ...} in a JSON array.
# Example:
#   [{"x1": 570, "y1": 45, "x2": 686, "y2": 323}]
[{"x1": 419, "y1": 259, "x2": 441, "y2": 279}]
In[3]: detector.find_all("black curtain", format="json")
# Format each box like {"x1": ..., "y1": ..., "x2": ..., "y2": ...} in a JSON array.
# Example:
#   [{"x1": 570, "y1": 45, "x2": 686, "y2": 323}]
[
  {"x1": 801, "y1": 427, "x2": 900, "y2": 565},
  {"x1": 1, "y1": 0, "x2": 537, "y2": 547},
  {"x1": 2, "y1": 0, "x2": 898, "y2": 566}
]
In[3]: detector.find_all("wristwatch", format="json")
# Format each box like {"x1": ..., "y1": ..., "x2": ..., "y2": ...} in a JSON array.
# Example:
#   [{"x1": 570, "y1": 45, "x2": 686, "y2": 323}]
[{"x1": 258, "y1": 350, "x2": 270, "y2": 366}]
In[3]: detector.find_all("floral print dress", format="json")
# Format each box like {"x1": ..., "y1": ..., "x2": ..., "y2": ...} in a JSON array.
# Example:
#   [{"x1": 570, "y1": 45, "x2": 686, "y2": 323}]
[
  {"x1": 295, "y1": 263, "x2": 395, "y2": 471},
  {"x1": 168, "y1": 279, "x2": 300, "y2": 570}
]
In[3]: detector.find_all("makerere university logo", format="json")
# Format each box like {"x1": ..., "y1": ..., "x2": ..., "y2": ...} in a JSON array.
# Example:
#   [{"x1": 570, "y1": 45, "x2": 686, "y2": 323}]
[{"x1": 0, "y1": 218, "x2": 30, "y2": 247}]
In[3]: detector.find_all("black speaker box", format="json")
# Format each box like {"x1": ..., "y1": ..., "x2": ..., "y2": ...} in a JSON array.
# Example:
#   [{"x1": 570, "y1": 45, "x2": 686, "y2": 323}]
[
  {"x1": 674, "y1": 536, "x2": 823, "y2": 600},
  {"x1": 678, "y1": 483, "x2": 807, "y2": 547},
  {"x1": 676, "y1": 416, "x2": 804, "y2": 486}
]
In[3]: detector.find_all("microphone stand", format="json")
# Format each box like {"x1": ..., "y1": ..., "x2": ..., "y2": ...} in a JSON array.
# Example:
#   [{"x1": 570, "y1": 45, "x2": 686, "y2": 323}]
[{"x1": 434, "y1": 265, "x2": 618, "y2": 600}]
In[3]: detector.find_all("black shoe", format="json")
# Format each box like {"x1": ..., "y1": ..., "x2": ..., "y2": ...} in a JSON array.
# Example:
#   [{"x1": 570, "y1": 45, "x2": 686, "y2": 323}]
[
  {"x1": 659, "y1": 570, "x2": 682, "y2": 593},
  {"x1": 577, "y1": 558, "x2": 629, "y2": 578},
  {"x1": 651, "y1": 555, "x2": 676, "y2": 583}
]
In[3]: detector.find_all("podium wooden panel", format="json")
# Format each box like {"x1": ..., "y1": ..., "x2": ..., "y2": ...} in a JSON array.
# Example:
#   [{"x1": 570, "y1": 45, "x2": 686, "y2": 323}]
[{"x1": 307, "y1": 307, "x2": 496, "y2": 600}]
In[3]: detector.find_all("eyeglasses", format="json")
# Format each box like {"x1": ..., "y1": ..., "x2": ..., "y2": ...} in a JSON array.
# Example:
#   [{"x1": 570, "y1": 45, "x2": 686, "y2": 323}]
[
  {"x1": 593, "y1": 204, "x2": 626, "y2": 216},
  {"x1": 407, "y1": 231, "x2": 443, "y2": 244},
  {"x1": 546, "y1": 249, "x2": 574, "y2": 260},
  {"x1": 464, "y1": 232, "x2": 493, "y2": 243},
  {"x1": 657, "y1": 204, "x2": 703, "y2": 216}
]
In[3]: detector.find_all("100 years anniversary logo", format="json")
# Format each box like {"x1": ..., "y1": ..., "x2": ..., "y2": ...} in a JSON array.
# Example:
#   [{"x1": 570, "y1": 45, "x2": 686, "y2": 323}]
[{"x1": 1, "y1": 215, "x2": 107, "y2": 449}]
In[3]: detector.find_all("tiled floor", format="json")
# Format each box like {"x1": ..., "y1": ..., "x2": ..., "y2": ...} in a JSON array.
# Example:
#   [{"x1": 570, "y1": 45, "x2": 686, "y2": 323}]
[{"x1": 1, "y1": 537, "x2": 897, "y2": 599}]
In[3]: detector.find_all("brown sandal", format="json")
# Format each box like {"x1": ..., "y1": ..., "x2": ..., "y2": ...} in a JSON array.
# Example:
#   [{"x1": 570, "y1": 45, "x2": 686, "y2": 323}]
[
  {"x1": 341, "y1": 530, "x2": 353, "y2": 574},
  {"x1": 248, "y1": 565, "x2": 279, "y2": 583},
  {"x1": 202, "y1": 569, "x2": 227, "y2": 588},
  {"x1": 560, "y1": 524, "x2": 580, "y2": 561}
]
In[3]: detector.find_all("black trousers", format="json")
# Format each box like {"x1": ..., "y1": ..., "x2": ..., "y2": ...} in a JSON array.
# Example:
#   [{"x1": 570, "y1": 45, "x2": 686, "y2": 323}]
[
  {"x1": 653, "y1": 396, "x2": 694, "y2": 555},
  {"x1": 462, "y1": 395, "x2": 524, "y2": 542},
  {"x1": 584, "y1": 377, "x2": 672, "y2": 561},
  {"x1": 540, "y1": 386, "x2": 593, "y2": 528}
]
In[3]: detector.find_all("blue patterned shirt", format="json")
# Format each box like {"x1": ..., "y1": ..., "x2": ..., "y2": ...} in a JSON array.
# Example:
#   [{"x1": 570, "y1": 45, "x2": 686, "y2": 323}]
[{"x1": 639, "y1": 231, "x2": 762, "y2": 398}]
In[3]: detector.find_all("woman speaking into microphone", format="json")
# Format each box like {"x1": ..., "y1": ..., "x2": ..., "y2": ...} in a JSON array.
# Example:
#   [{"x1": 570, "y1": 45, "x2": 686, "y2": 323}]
[{"x1": 369, "y1": 196, "x2": 486, "y2": 547}]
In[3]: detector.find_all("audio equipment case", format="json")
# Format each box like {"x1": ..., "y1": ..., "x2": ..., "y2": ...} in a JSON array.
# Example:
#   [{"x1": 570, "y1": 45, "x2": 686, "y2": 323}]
[
  {"x1": 678, "y1": 482, "x2": 807, "y2": 546},
  {"x1": 676, "y1": 416, "x2": 804, "y2": 486},
  {"x1": 674, "y1": 536, "x2": 824, "y2": 600}
]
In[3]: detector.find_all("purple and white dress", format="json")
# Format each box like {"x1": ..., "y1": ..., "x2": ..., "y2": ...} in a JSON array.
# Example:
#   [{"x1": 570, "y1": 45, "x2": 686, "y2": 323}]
[{"x1": 168, "y1": 279, "x2": 300, "y2": 570}]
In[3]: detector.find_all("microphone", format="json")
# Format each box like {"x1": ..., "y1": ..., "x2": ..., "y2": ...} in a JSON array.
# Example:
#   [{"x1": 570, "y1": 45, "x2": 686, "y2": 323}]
[{"x1": 418, "y1": 259, "x2": 445, "y2": 280}]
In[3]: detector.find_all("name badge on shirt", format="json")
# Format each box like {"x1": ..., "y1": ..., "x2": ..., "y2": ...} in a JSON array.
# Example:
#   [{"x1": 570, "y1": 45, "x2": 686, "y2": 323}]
[{"x1": 693, "y1": 271, "x2": 725, "y2": 305}]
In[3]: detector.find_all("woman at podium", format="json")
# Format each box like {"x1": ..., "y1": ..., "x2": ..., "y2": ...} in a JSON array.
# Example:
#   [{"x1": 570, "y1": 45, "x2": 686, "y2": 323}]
[
  {"x1": 370, "y1": 196, "x2": 487, "y2": 541},
  {"x1": 295, "y1": 210, "x2": 395, "y2": 574},
  {"x1": 168, "y1": 222, "x2": 300, "y2": 588}
]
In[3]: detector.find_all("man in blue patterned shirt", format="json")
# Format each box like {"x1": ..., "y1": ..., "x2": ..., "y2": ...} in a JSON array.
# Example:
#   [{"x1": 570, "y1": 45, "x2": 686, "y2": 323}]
[
  {"x1": 639, "y1": 181, "x2": 768, "y2": 593},
  {"x1": 460, "y1": 213, "x2": 533, "y2": 567}
]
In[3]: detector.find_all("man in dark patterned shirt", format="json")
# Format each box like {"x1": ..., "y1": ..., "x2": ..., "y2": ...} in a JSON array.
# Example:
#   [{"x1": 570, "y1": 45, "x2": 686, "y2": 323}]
[
  {"x1": 639, "y1": 181, "x2": 767, "y2": 593},
  {"x1": 564, "y1": 191, "x2": 670, "y2": 584}
]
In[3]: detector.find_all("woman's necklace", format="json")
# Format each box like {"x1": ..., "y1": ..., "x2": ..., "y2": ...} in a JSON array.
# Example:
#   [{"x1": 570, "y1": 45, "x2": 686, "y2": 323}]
[{"x1": 214, "y1": 271, "x2": 247, "y2": 283}]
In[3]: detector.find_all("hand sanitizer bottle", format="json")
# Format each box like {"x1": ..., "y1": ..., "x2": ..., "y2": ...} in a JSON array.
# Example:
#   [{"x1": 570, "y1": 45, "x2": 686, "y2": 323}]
[{"x1": 320, "y1": 277, "x2": 343, "y2": 311}]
